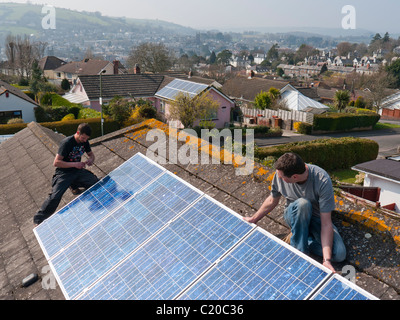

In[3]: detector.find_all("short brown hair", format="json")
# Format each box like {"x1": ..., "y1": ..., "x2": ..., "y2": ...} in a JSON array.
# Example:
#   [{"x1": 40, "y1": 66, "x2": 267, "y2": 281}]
[
  {"x1": 274, "y1": 153, "x2": 306, "y2": 177},
  {"x1": 77, "y1": 123, "x2": 92, "y2": 136}
]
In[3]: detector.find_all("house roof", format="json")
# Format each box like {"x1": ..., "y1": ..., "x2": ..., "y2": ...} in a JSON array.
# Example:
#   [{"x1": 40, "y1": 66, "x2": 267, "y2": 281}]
[
  {"x1": 38, "y1": 56, "x2": 66, "y2": 71},
  {"x1": 280, "y1": 84, "x2": 330, "y2": 111},
  {"x1": 352, "y1": 159, "x2": 400, "y2": 183},
  {"x1": 54, "y1": 59, "x2": 110, "y2": 76},
  {"x1": 0, "y1": 80, "x2": 39, "y2": 106},
  {"x1": 221, "y1": 76, "x2": 289, "y2": 102},
  {"x1": 77, "y1": 74, "x2": 165, "y2": 100},
  {"x1": 1, "y1": 120, "x2": 400, "y2": 300}
]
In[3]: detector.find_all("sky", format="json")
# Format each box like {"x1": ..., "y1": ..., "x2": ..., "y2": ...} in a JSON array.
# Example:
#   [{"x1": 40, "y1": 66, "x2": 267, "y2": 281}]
[{"x1": 1, "y1": 0, "x2": 400, "y2": 34}]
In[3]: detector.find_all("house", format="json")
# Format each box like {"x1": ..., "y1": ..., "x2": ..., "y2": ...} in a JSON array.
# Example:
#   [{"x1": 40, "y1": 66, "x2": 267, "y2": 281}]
[
  {"x1": 51, "y1": 59, "x2": 127, "y2": 86},
  {"x1": 0, "y1": 80, "x2": 38, "y2": 124},
  {"x1": 64, "y1": 72, "x2": 165, "y2": 111},
  {"x1": 0, "y1": 120, "x2": 399, "y2": 300},
  {"x1": 279, "y1": 84, "x2": 330, "y2": 112},
  {"x1": 221, "y1": 75, "x2": 289, "y2": 106},
  {"x1": 38, "y1": 56, "x2": 66, "y2": 81},
  {"x1": 154, "y1": 78, "x2": 235, "y2": 129},
  {"x1": 380, "y1": 91, "x2": 400, "y2": 120},
  {"x1": 352, "y1": 157, "x2": 400, "y2": 213}
]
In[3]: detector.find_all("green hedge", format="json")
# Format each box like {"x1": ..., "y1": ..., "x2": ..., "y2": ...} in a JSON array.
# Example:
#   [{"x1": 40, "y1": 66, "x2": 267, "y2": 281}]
[
  {"x1": 0, "y1": 118, "x2": 120, "y2": 139},
  {"x1": 255, "y1": 137, "x2": 379, "y2": 171},
  {"x1": 313, "y1": 113, "x2": 380, "y2": 132}
]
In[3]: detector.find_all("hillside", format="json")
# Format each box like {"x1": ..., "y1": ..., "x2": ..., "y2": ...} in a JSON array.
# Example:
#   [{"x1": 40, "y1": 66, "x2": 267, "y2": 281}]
[{"x1": 0, "y1": 2, "x2": 196, "y2": 41}]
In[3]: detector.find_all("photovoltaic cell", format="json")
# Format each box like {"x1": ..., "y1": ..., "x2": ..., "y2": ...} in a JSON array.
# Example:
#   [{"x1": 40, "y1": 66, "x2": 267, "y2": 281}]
[
  {"x1": 77, "y1": 197, "x2": 253, "y2": 300},
  {"x1": 34, "y1": 153, "x2": 378, "y2": 301},
  {"x1": 35, "y1": 153, "x2": 165, "y2": 259},
  {"x1": 178, "y1": 229, "x2": 330, "y2": 300},
  {"x1": 155, "y1": 79, "x2": 208, "y2": 101},
  {"x1": 310, "y1": 274, "x2": 377, "y2": 300}
]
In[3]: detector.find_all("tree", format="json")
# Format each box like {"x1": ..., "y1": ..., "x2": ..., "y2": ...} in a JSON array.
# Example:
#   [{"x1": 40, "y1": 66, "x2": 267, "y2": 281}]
[
  {"x1": 61, "y1": 78, "x2": 71, "y2": 91},
  {"x1": 168, "y1": 91, "x2": 219, "y2": 128},
  {"x1": 266, "y1": 43, "x2": 279, "y2": 62},
  {"x1": 254, "y1": 91, "x2": 272, "y2": 110},
  {"x1": 334, "y1": 90, "x2": 351, "y2": 112},
  {"x1": 254, "y1": 88, "x2": 281, "y2": 110},
  {"x1": 127, "y1": 42, "x2": 173, "y2": 73},
  {"x1": 103, "y1": 96, "x2": 134, "y2": 126},
  {"x1": 209, "y1": 51, "x2": 216, "y2": 64},
  {"x1": 362, "y1": 68, "x2": 395, "y2": 111},
  {"x1": 386, "y1": 59, "x2": 400, "y2": 88},
  {"x1": 216, "y1": 49, "x2": 232, "y2": 65}
]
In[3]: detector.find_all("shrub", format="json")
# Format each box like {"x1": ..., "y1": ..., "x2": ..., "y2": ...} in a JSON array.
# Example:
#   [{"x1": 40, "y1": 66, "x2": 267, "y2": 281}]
[
  {"x1": 294, "y1": 122, "x2": 312, "y2": 134},
  {"x1": 255, "y1": 137, "x2": 379, "y2": 172},
  {"x1": 0, "y1": 118, "x2": 120, "y2": 139},
  {"x1": 313, "y1": 113, "x2": 380, "y2": 132},
  {"x1": 7, "y1": 118, "x2": 24, "y2": 124},
  {"x1": 62, "y1": 114, "x2": 76, "y2": 121},
  {"x1": 78, "y1": 108, "x2": 101, "y2": 119}
]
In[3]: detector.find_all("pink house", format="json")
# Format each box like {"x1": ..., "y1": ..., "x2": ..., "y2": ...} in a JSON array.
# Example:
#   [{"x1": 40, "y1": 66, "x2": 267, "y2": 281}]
[{"x1": 154, "y1": 78, "x2": 235, "y2": 129}]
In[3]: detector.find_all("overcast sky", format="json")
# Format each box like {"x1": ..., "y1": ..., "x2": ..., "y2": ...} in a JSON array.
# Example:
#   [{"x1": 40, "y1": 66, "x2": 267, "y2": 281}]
[{"x1": 2, "y1": 0, "x2": 400, "y2": 33}]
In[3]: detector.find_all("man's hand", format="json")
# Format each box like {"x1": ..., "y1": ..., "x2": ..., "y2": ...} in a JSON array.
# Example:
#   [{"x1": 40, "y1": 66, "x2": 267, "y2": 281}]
[
  {"x1": 323, "y1": 260, "x2": 336, "y2": 273},
  {"x1": 243, "y1": 216, "x2": 258, "y2": 224},
  {"x1": 75, "y1": 162, "x2": 86, "y2": 170}
]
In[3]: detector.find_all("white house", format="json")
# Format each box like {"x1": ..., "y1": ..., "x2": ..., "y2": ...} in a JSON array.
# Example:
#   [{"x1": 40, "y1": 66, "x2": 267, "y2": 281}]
[
  {"x1": 0, "y1": 80, "x2": 38, "y2": 124},
  {"x1": 352, "y1": 158, "x2": 400, "y2": 213}
]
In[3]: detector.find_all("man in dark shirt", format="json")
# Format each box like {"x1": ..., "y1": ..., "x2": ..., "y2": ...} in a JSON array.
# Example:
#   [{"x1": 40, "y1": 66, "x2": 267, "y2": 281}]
[{"x1": 33, "y1": 123, "x2": 99, "y2": 225}]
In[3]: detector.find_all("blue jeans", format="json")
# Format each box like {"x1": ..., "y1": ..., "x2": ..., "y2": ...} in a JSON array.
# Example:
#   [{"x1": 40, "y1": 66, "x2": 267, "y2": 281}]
[{"x1": 283, "y1": 198, "x2": 346, "y2": 262}]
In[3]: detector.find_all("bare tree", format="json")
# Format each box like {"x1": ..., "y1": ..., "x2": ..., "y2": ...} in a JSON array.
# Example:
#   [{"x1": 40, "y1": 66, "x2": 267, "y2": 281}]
[
  {"x1": 361, "y1": 68, "x2": 395, "y2": 111},
  {"x1": 127, "y1": 42, "x2": 173, "y2": 73},
  {"x1": 5, "y1": 35, "x2": 48, "y2": 79}
]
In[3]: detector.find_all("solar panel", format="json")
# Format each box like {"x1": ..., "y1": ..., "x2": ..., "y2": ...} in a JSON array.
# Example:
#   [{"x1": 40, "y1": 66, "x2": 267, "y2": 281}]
[
  {"x1": 309, "y1": 274, "x2": 378, "y2": 300},
  {"x1": 35, "y1": 153, "x2": 165, "y2": 260},
  {"x1": 177, "y1": 229, "x2": 330, "y2": 300},
  {"x1": 76, "y1": 196, "x2": 253, "y2": 300},
  {"x1": 155, "y1": 79, "x2": 208, "y2": 101},
  {"x1": 34, "y1": 153, "x2": 378, "y2": 301}
]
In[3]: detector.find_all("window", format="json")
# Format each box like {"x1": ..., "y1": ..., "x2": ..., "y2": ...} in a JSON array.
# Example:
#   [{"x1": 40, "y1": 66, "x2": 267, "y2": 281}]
[
  {"x1": 0, "y1": 110, "x2": 22, "y2": 124},
  {"x1": 160, "y1": 100, "x2": 165, "y2": 113}
]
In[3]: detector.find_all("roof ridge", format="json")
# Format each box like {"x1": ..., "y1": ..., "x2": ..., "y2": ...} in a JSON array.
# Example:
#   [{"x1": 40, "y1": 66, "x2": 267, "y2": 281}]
[{"x1": 27, "y1": 122, "x2": 65, "y2": 156}]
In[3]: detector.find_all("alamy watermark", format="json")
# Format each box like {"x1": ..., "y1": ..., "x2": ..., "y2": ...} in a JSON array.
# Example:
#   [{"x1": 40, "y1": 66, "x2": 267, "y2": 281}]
[
  {"x1": 342, "y1": 5, "x2": 356, "y2": 30},
  {"x1": 42, "y1": 5, "x2": 56, "y2": 30},
  {"x1": 145, "y1": 126, "x2": 255, "y2": 176}
]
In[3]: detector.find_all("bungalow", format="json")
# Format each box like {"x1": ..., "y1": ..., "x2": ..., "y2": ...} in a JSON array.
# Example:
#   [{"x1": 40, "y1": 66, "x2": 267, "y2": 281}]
[
  {"x1": 0, "y1": 80, "x2": 38, "y2": 124},
  {"x1": 65, "y1": 72, "x2": 165, "y2": 111},
  {"x1": 154, "y1": 78, "x2": 235, "y2": 129},
  {"x1": 352, "y1": 157, "x2": 400, "y2": 213},
  {"x1": 51, "y1": 59, "x2": 127, "y2": 86}
]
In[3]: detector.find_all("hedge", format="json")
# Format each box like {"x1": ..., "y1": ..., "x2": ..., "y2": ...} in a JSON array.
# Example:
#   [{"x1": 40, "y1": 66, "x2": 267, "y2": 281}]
[
  {"x1": 255, "y1": 137, "x2": 379, "y2": 171},
  {"x1": 0, "y1": 118, "x2": 120, "y2": 139},
  {"x1": 313, "y1": 113, "x2": 380, "y2": 132}
]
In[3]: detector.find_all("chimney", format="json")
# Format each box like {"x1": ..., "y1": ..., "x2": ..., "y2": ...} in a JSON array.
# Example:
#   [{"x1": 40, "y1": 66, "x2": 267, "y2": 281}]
[
  {"x1": 188, "y1": 69, "x2": 193, "y2": 78},
  {"x1": 113, "y1": 60, "x2": 119, "y2": 75},
  {"x1": 134, "y1": 64, "x2": 140, "y2": 74}
]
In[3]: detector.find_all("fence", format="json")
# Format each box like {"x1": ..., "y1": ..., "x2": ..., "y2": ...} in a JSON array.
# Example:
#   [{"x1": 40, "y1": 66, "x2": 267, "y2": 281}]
[{"x1": 240, "y1": 107, "x2": 314, "y2": 125}]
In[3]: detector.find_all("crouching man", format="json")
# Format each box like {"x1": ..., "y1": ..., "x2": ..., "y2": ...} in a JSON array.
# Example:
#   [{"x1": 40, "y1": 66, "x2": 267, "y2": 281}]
[{"x1": 244, "y1": 153, "x2": 346, "y2": 272}]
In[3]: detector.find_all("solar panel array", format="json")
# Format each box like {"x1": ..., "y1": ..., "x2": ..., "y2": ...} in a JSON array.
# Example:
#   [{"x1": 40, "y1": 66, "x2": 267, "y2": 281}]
[
  {"x1": 155, "y1": 78, "x2": 208, "y2": 101},
  {"x1": 34, "y1": 153, "x2": 378, "y2": 300}
]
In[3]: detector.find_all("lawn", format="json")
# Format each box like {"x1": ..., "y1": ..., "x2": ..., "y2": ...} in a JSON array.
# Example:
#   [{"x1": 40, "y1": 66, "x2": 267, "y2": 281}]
[{"x1": 330, "y1": 169, "x2": 360, "y2": 184}]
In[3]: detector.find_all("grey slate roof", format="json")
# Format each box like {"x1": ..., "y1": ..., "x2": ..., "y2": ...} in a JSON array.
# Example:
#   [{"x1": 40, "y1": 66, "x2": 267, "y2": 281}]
[
  {"x1": 0, "y1": 80, "x2": 39, "y2": 106},
  {"x1": 78, "y1": 74, "x2": 165, "y2": 100},
  {"x1": 353, "y1": 159, "x2": 400, "y2": 182},
  {"x1": 0, "y1": 120, "x2": 399, "y2": 300}
]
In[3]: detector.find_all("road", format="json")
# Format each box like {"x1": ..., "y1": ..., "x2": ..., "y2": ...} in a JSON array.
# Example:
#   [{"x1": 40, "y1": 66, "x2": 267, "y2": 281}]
[{"x1": 255, "y1": 122, "x2": 400, "y2": 158}]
